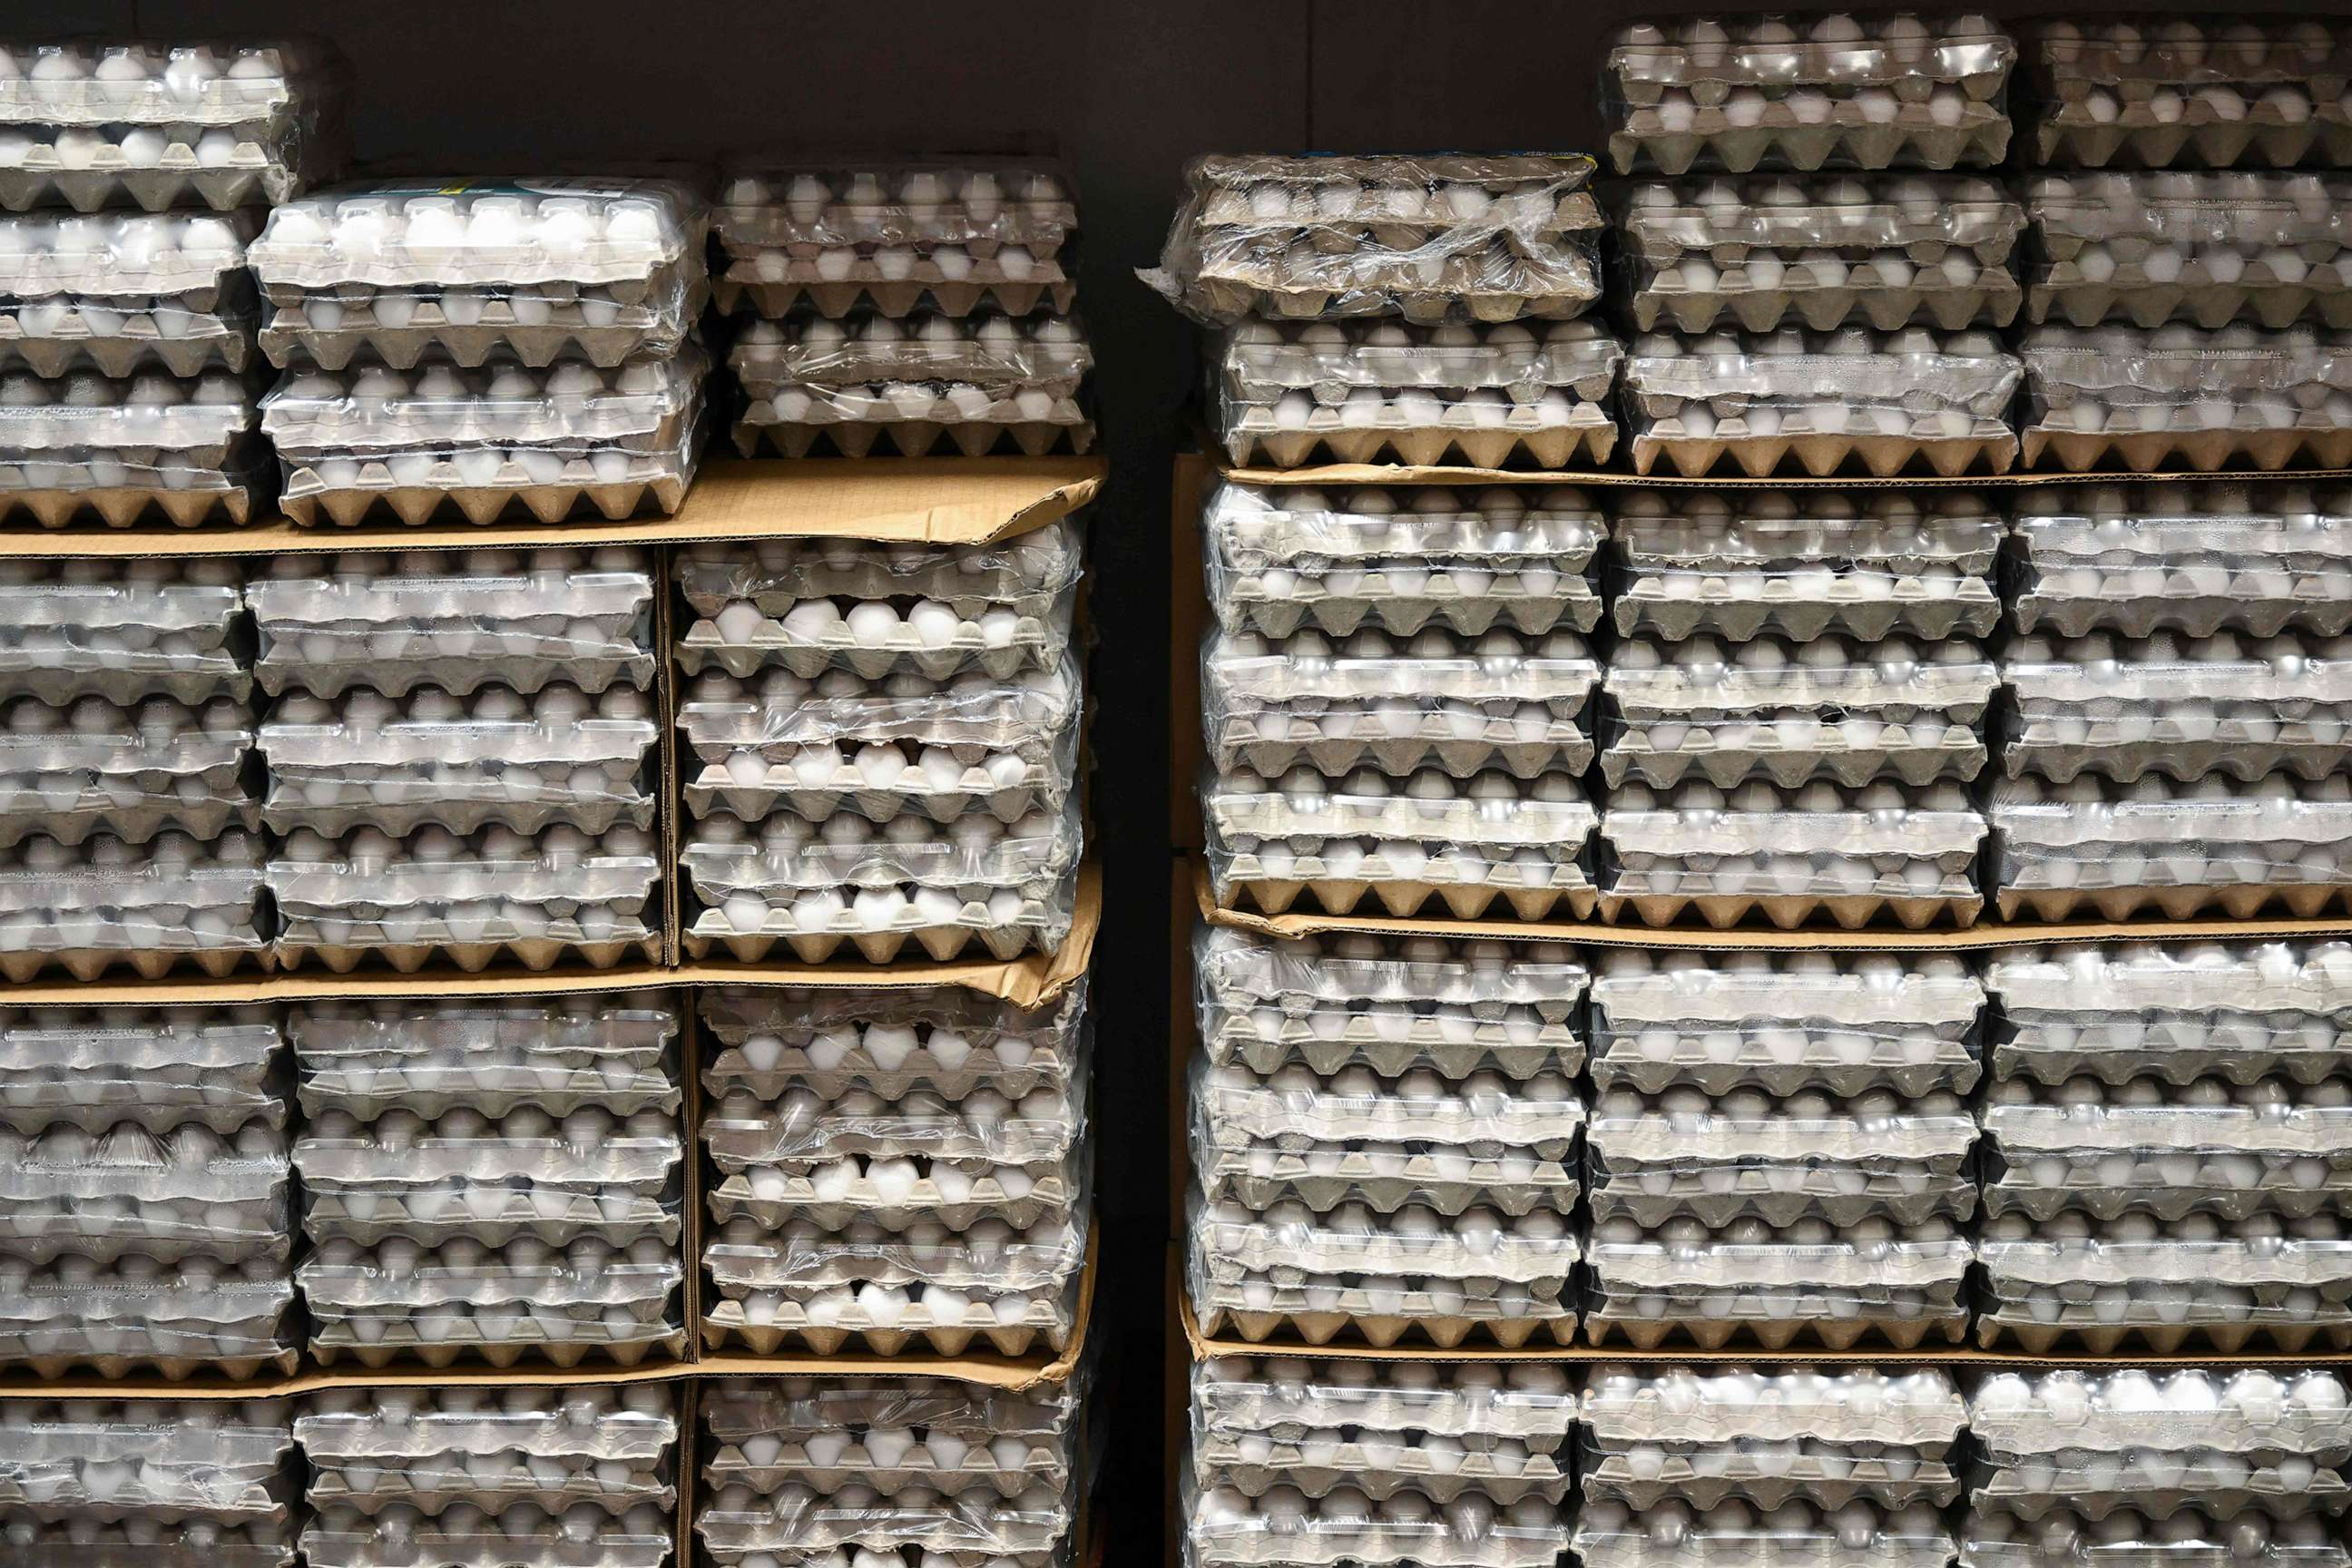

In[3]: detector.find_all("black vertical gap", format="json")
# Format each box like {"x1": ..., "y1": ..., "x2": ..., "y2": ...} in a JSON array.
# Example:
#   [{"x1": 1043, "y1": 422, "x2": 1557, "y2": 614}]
[{"x1": 1302, "y1": 0, "x2": 1318, "y2": 148}]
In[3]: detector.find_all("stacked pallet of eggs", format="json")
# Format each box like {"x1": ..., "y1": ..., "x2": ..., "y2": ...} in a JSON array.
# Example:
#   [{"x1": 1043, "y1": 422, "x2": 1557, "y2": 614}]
[
  {"x1": 289, "y1": 994, "x2": 684, "y2": 1371},
  {"x1": 696, "y1": 981, "x2": 1092, "y2": 1358},
  {"x1": 297, "y1": 1386, "x2": 679, "y2": 1568},
  {"x1": 713, "y1": 162, "x2": 1091, "y2": 457},
  {"x1": 0, "y1": 1398, "x2": 298, "y2": 1564},
  {"x1": 1185, "y1": 1357, "x2": 1574, "y2": 1568}
]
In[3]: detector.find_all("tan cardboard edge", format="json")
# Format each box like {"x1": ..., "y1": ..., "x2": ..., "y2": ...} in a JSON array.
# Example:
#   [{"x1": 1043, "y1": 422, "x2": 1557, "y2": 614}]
[
  {"x1": 1212, "y1": 454, "x2": 2352, "y2": 492},
  {"x1": 675, "y1": 1378, "x2": 699, "y2": 1568},
  {"x1": 0, "y1": 456, "x2": 1106, "y2": 558},
  {"x1": 656, "y1": 548, "x2": 683, "y2": 966}
]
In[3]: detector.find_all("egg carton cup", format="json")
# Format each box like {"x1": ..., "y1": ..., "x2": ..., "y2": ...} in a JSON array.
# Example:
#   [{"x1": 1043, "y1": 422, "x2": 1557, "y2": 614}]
[
  {"x1": 0, "y1": 125, "x2": 340, "y2": 216},
  {"x1": 701, "y1": 1269, "x2": 1078, "y2": 1358},
  {"x1": 300, "y1": 1509, "x2": 671, "y2": 1568},
  {"x1": 714, "y1": 247, "x2": 1073, "y2": 321},
  {"x1": 716, "y1": 162, "x2": 1075, "y2": 261},
  {"x1": 706, "y1": 1148, "x2": 1082, "y2": 1235},
  {"x1": 2024, "y1": 20, "x2": 2352, "y2": 170},
  {"x1": 304, "y1": 1464, "x2": 671, "y2": 1520},
  {"x1": 260, "y1": 279, "x2": 706, "y2": 373},
  {"x1": 1217, "y1": 386, "x2": 1617, "y2": 472},
  {"x1": 0, "y1": 718, "x2": 256, "y2": 848},
  {"x1": 2020, "y1": 326, "x2": 2352, "y2": 473},
  {"x1": 0, "y1": 830, "x2": 265, "y2": 983},
  {"x1": 697, "y1": 1481, "x2": 1073, "y2": 1560},
  {"x1": 1579, "y1": 1521, "x2": 1956, "y2": 1568},
  {"x1": 0, "y1": 564, "x2": 245, "y2": 705},
  {"x1": 0, "y1": 1004, "x2": 282, "y2": 1134},
  {"x1": 700, "y1": 979, "x2": 1083, "y2": 1102},
  {"x1": 1203, "y1": 799, "x2": 1599, "y2": 923},
  {"x1": 1186, "y1": 1485, "x2": 1570, "y2": 1568},
  {"x1": 1584, "y1": 1234, "x2": 1973, "y2": 1349},
  {"x1": 1970, "y1": 1465, "x2": 2347, "y2": 1524},
  {"x1": 0, "y1": 293, "x2": 258, "y2": 378},
  {"x1": 1976, "y1": 1237, "x2": 2352, "y2": 1353},
  {"x1": 0, "y1": 438, "x2": 275, "y2": 529},
  {"x1": 257, "y1": 718, "x2": 658, "y2": 839},
  {"x1": 675, "y1": 591, "x2": 1073, "y2": 685},
  {"x1": 0, "y1": 1262, "x2": 295, "y2": 1379},
  {"x1": 1585, "y1": 1110, "x2": 1978, "y2": 1227}
]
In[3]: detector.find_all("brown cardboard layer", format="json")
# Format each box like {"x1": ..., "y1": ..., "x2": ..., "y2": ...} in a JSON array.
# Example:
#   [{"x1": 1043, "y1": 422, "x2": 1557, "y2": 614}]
[{"x1": 0, "y1": 456, "x2": 1105, "y2": 557}]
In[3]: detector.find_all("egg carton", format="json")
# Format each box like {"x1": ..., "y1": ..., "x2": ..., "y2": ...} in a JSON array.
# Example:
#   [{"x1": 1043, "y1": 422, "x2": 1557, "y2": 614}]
[
  {"x1": 2024, "y1": 19, "x2": 2352, "y2": 170},
  {"x1": 300, "y1": 1244, "x2": 682, "y2": 1370},
  {"x1": 0, "y1": 441, "x2": 274, "y2": 529},
  {"x1": 1608, "y1": 488, "x2": 2002, "y2": 644},
  {"x1": 701, "y1": 1078, "x2": 1080, "y2": 1171},
  {"x1": 1216, "y1": 385, "x2": 1618, "y2": 471},
  {"x1": 0, "y1": 1120, "x2": 289, "y2": 1262},
  {"x1": 0, "y1": 1257, "x2": 296, "y2": 1379},
  {"x1": 704, "y1": 1209, "x2": 1087, "y2": 1297},
  {"x1": 305, "y1": 1462, "x2": 673, "y2": 1520},
  {"x1": 0, "y1": 1396, "x2": 296, "y2": 1522},
  {"x1": 1578, "y1": 1507, "x2": 1955, "y2": 1568},
  {"x1": 684, "y1": 516, "x2": 1083, "y2": 618},
  {"x1": 1967, "y1": 1366, "x2": 2352, "y2": 1469},
  {"x1": 734, "y1": 315, "x2": 1088, "y2": 416},
  {"x1": 1586, "y1": 1219, "x2": 1973, "y2": 1349},
  {"x1": 1962, "y1": 1514, "x2": 2348, "y2": 1568},
  {"x1": 676, "y1": 586, "x2": 1075, "y2": 685},
  {"x1": 700, "y1": 1374, "x2": 1081, "y2": 1500},
  {"x1": 299, "y1": 1188, "x2": 679, "y2": 1255},
  {"x1": 299, "y1": 1381, "x2": 675, "y2": 1461},
  {"x1": 294, "y1": 1117, "x2": 681, "y2": 1200},
  {"x1": 707, "y1": 1146, "x2": 1083, "y2": 1235},
  {"x1": 1598, "y1": 780, "x2": 1987, "y2": 930},
  {"x1": 0, "y1": 696, "x2": 255, "y2": 848},
  {"x1": 1195, "y1": 1437, "x2": 1568, "y2": 1508},
  {"x1": 700, "y1": 978, "x2": 1084, "y2": 1103},
  {"x1": 1981, "y1": 1097, "x2": 2352, "y2": 1221},
  {"x1": 2020, "y1": 324, "x2": 2352, "y2": 473},
  {"x1": 1976, "y1": 1223, "x2": 2352, "y2": 1353},
  {"x1": 0, "y1": 290, "x2": 259, "y2": 377},
  {"x1": 1147, "y1": 152, "x2": 1603, "y2": 326},
  {"x1": 1191, "y1": 1128, "x2": 1579, "y2": 1223},
  {"x1": 714, "y1": 246, "x2": 1073, "y2": 321},
  {"x1": 0, "y1": 39, "x2": 347, "y2": 125},
  {"x1": 1188, "y1": 1266, "x2": 1578, "y2": 1349},
  {"x1": 1187, "y1": 1477, "x2": 1570, "y2": 1568},
  {"x1": 0, "y1": 1004, "x2": 282, "y2": 1135},
  {"x1": 0, "y1": 1523, "x2": 289, "y2": 1568},
  {"x1": 0, "y1": 560, "x2": 246, "y2": 708},
  {"x1": 702, "y1": 1265, "x2": 1080, "y2": 1359},
  {"x1": 1987, "y1": 775, "x2": 2352, "y2": 921},
  {"x1": 1972, "y1": 1464, "x2": 2348, "y2": 1526},
  {"x1": 1623, "y1": 173, "x2": 2024, "y2": 332},
  {"x1": 1624, "y1": 328, "x2": 2022, "y2": 477},
  {"x1": 0, "y1": 364, "x2": 266, "y2": 518},
  {"x1": 291, "y1": 995, "x2": 680, "y2": 1121},
  {"x1": 299, "y1": 1505, "x2": 672, "y2": 1568},
  {"x1": 261, "y1": 281, "x2": 705, "y2": 374},
  {"x1": 1590, "y1": 951, "x2": 1984, "y2": 1099},
  {"x1": 1218, "y1": 318, "x2": 1620, "y2": 412},
  {"x1": 696, "y1": 1477, "x2": 1073, "y2": 1561},
  {"x1": 734, "y1": 380, "x2": 1094, "y2": 460},
  {"x1": 717, "y1": 162, "x2": 1075, "y2": 261},
  {"x1": 0, "y1": 828, "x2": 265, "y2": 983},
  {"x1": 0, "y1": 123, "x2": 341, "y2": 216}
]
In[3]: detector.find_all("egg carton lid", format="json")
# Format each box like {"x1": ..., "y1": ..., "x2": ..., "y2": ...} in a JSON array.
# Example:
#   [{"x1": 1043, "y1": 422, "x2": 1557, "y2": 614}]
[
  {"x1": 288, "y1": 993, "x2": 673, "y2": 1059},
  {"x1": 1589, "y1": 1040, "x2": 1978, "y2": 1102},
  {"x1": 701, "y1": 972, "x2": 1080, "y2": 1044},
  {"x1": 1208, "y1": 482, "x2": 1607, "y2": 571},
  {"x1": 251, "y1": 179, "x2": 705, "y2": 289},
  {"x1": 299, "y1": 1065, "x2": 678, "y2": 1124},
  {"x1": 299, "y1": 1514, "x2": 670, "y2": 1568},
  {"x1": 730, "y1": 316, "x2": 1091, "y2": 397},
  {"x1": 292, "y1": 1122, "x2": 681, "y2": 1182},
  {"x1": 1608, "y1": 15, "x2": 2016, "y2": 91},
  {"x1": 1969, "y1": 1385, "x2": 2352, "y2": 1460},
  {"x1": 1216, "y1": 318, "x2": 1622, "y2": 399},
  {"x1": 1624, "y1": 333, "x2": 2021, "y2": 410},
  {"x1": 1581, "y1": 1368, "x2": 1963, "y2": 1445},
  {"x1": 1186, "y1": 1502, "x2": 1568, "y2": 1568},
  {"x1": 1613, "y1": 501, "x2": 2002, "y2": 573},
  {"x1": 1588, "y1": 1110, "x2": 1976, "y2": 1163},
  {"x1": 0, "y1": 1401, "x2": 291, "y2": 1463},
  {"x1": 1579, "y1": 1523, "x2": 1955, "y2": 1568},
  {"x1": 1985, "y1": 939, "x2": 2352, "y2": 1015},
  {"x1": 1987, "y1": 784, "x2": 2352, "y2": 844},
  {"x1": 0, "y1": 1465, "x2": 294, "y2": 1524},
  {"x1": 681, "y1": 826, "x2": 1080, "y2": 906},
  {"x1": 708, "y1": 1162, "x2": 1080, "y2": 1237},
  {"x1": 1987, "y1": 1099, "x2": 2352, "y2": 1153},
  {"x1": 674, "y1": 598, "x2": 1073, "y2": 687},
  {"x1": 2, "y1": 1136, "x2": 285, "y2": 1191},
  {"x1": 0, "y1": 370, "x2": 259, "y2": 450},
  {"x1": 258, "y1": 713, "x2": 657, "y2": 776},
  {"x1": 1194, "y1": 923, "x2": 1586, "y2": 1014},
  {"x1": 1962, "y1": 1535, "x2": 2348, "y2": 1568},
  {"x1": 1590, "y1": 960, "x2": 1984, "y2": 1028},
  {"x1": 2022, "y1": 326, "x2": 2352, "y2": 395},
  {"x1": 0, "y1": 210, "x2": 256, "y2": 302},
  {"x1": 1208, "y1": 1436, "x2": 1560, "y2": 1509},
  {"x1": 1196, "y1": 1353, "x2": 1571, "y2": 1426},
  {"x1": 1195, "y1": 1063, "x2": 1583, "y2": 1145},
  {"x1": 2028, "y1": 173, "x2": 2352, "y2": 251},
  {"x1": 1203, "y1": 630, "x2": 1600, "y2": 709},
  {"x1": 0, "y1": 38, "x2": 346, "y2": 123},
  {"x1": 718, "y1": 158, "x2": 1073, "y2": 245},
  {"x1": 1192, "y1": 1217, "x2": 1581, "y2": 1289},
  {"x1": 1979, "y1": 1234, "x2": 2352, "y2": 1286},
  {"x1": 1970, "y1": 1470, "x2": 2350, "y2": 1525},
  {"x1": 1204, "y1": 780, "x2": 1597, "y2": 850},
  {"x1": 699, "y1": 1488, "x2": 1072, "y2": 1558},
  {"x1": 1623, "y1": 175, "x2": 2022, "y2": 260},
  {"x1": 2014, "y1": 482, "x2": 2352, "y2": 540},
  {"x1": 2027, "y1": 18, "x2": 2352, "y2": 83},
  {"x1": 1602, "y1": 799, "x2": 1985, "y2": 858},
  {"x1": 677, "y1": 656, "x2": 1081, "y2": 758},
  {"x1": 677, "y1": 517, "x2": 1083, "y2": 616},
  {"x1": 1590, "y1": 1236, "x2": 1973, "y2": 1291},
  {"x1": 304, "y1": 1467, "x2": 673, "y2": 1520},
  {"x1": 2004, "y1": 644, "x2": 2352, "y2": 707},
  {"x1": 297, "y1": 1252, "x2": 681, "y2": 1311},
  {"x1": 1181, "y1": 152, "x2": 1600, "y2": 220},
  {"x1": 259, "y1": 347, "x2": 706, "y2": 451},
  {"x1": 704, "y1": 1366, "x2": 1079, "y2": 1434},
  {"x1": 0, "y1": 827, "x2": 261, "y2": 900},
  {"x1": 702, "y1": 1093, "x2": 1079, "y2": 1167},
  {"x1": 248, "y1": 549, "x2": 652, "y2": 622},
  {"x1": 1603, "y1": 642, "x2": 1997, "y2": 717},
  {"x1": 1196, "y1": 1154, "x2": 1580, "y2": 1224}
]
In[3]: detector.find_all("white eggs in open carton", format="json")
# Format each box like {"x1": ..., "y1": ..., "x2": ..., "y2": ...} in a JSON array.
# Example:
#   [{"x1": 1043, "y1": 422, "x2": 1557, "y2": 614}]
[
  {"x1": 0, "y1": 1397, "x2": 298, "y2": 1565},
  {"x1": 0, "y1": 210, "x2": 259, "y2": 377},
  {"x1": 0, "y1": 365, "x2": 270, "y2": 527},
  {"x1": 2024, "y1": 20, "x2": 2352, "y2": 170}
]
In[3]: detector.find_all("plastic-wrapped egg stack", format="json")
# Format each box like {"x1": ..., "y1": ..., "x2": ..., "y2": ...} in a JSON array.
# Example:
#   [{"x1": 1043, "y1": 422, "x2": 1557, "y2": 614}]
[
  {"x1": 0, "y1": 1397, "x2": 298, "y2": 1564},
  {"x1": 248, "y1": 180, "x2": 709, "y2": 526},
  {"x1": 297, "y1": 1386, "x2": 678, "y2": 1568},
  {"x1": 714, "y1": 161, "x2": 1090, "y2": 457},
  {"x1": 698, "y1": 1373, "x2": 1086, "y2": 1568},
  {"x1": 1976, "y1": 943, "x2": 2352, "y2": 1352},
  {"x1": 2023, "y1": 20, "x2": 2351, "y2": 170},
  {"x1": 674, "y1": 526, "x2": 1086, "y2": 965},
  {"x1": 1187, "y1": 1357, "x2": 1573, "y2": 1568},
  {"x1": 2020, "y1": 324, "x2": 2352, "y2": 472},
  {"x1": 697, "y1": 981, "x2": 1092, "y2": 1357},
  {"x1": 289, "y1": 995, "x2": 684, "y2": 1369}
]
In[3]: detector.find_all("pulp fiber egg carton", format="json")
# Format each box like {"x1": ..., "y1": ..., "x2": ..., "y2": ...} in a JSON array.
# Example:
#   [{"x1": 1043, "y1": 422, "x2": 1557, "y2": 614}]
[
  {"x1": 1610, "y1": 488, "x2": 1999, "y2": 643},
  {"x1": 1590, "y1": 950, "x2": 1984, "y2": 1100},
  {"x1": 1622, "y1": 174, "x2": 2024, "y2": 332},
  {"x1": 0, "y1": 827, "x2": 265, "y2": 982},
  {"x1": 1967, "y1": 1367, "x2": 2352, "y2": 1522},
  {"x1": 1598, "y1": 779, "x2": 1987, "y2": 930},
  {"x1": 0, "y1": 1254, "x2": 296, "y2": 1377},
  {"x1": 1201, "y1": 627, "x2": 1600, "y2": 780},
  {"x1": 1201, "y1": 765, "x2": 1598, "y2": 921},
  {"x1": 300, "y1": 1503, "x2": 674, "y2": 1568},
  {"x1": 1192, "y1": 925, "x2": 1588, "y2": 1082},
  {"x1": 1203, "y1": 482, "x2": 1606, "y2": 641},
  {"x1": 2027, "y1": 173, "x2": 2352, "y2": 330},
  {"x1": 257, "y1": 682, "x2": 660, "y2": 837},
  {"x1": 1622, "y1": 328, "x2": 2021, "y2": 477},
  {"x1": 2000, "y1": 631, "x2": 2352, "y2": 785},
  {"x1": 701, "y1": 980, "x2": 1088, "y2": 1101},
  {"x1": 0, "y1": 211, "x2": 258, "y2": 376},
  {"x1": 249, "y1": 546, "x2": 655, "y2": 701},
  {"x1": 2011, "y1": 485, "x2": 2352, "y2": 640},
  {"x1": 0, "y1": 1118, "x2": 290, "y2": 1263},
  {"x1": 1192, "y1": 1356, "x2": 1576, "y2": 1508},
  {"x1": 0, "y1": 1004, "x2": 282, "y2": 1135},
  {"x1": 267, "y1": 822, "x2": 662, "y2": 973},
  {"x1": 1962, "y1": 1505, "x2": 2347, "y2": 1568},
  {"x1": 1189, "y1": 1055, "x2": 1583, "y2": 1218},
  {"x1": 701, "y1": 1210, "x2": 1090, "y2": 1357},
  {"x1": 1148, "y1": 152, "x2": 1604, "y2": 326},
  {"x1": 1604, "y1": 14, "x2": 2017, "y2": 174},
  {"x1": 1584, "y1": 1214, "x2": 1972, "y2": 1349},
  {"x1": 1186, "y1": 1191, "x2": 1579, "y2": 1349},
  {"x1": 1187, "y1": 1476, "x2": 1571, "y2": 1568},
  {"x1": 0, "y1": 367, "x2": 270, "y2": 527},
  {"x1": 1987, "y1": 773, "x2": 2352, "y2": 921},
  {"x1": 291, "y1": 994, "x2": 681, "y2": 1122},
  {"x1": 1210, "y1": 318, "x2": 1622, "y2": 470},
  {"x1": 1586, "y1": 1086, "x2": 1977, "y2": 1228},
  {"x1": 1576, "y1": 1497, "x2": 1956, "y2": 1568},
  {"x1": 2019, "y1": 324, "x2": 2352, "y2": 472},
  {"x1": 2024, "y1": 20, "x2": 2352, "y2": 170},
  {"x1": 299, "y1": 1234, "x2": 683, "y2": 1370},
  {"x1": 0, "y1": 557, "x2": 246, "y2": 707},
  {"x1": 260, "y1": 349, "x2": 709, "y2": 527},
  {"x1": 0, "y1": 1397, "x2": 297, "y2": 1565},
  {"x1": 250, "y1": 179, "x2": 709, "y2": 370},
  {"x1": 1579, "y1": 1367, "x2": 1967, "y2": 1511},
  {"x1": 0, "y1": 40, "x2": 351, "y2": 213},
  {"x1": 0, "y1": 693, "x2": 255, "y2": 848},
  {"x1": 1600, "y1": 632, "x2": 1996, "y2": 789}
]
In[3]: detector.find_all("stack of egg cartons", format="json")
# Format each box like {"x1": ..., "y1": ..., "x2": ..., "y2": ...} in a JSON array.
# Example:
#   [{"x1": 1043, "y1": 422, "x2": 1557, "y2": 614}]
[
  {"x1": 696, "y1": 981, "x2": 1092, "y2": 1357},
  {"x1": 1577, "y1": 1367, "x2": 1965, "y2": 1568},
  {"x1": 1584, "y1": 953, "x2": 1982, "y2": 1349},
  {"x1": 1978, "y1": 943, "x2": 2352, "y2": 1352},
  {"x1": 289, "y1": 994, "x2": 685, "y2": 1370},
  {"x1": 297, "y1": 1386, "x2": 679, "y2": 1568},
  {"x1": 713, "y1": 161, "x2": 1091, "y2": 457},
  {"x1": 0, "y1": 1397, "x2": 299, "y2": 1565},
  {"x1": 1965, "y1": 1368, "x2": 2352, "y2": 1568},
  {"x1": 1186, "y1": 1356, "x2": 1574, "y2": 1568}
]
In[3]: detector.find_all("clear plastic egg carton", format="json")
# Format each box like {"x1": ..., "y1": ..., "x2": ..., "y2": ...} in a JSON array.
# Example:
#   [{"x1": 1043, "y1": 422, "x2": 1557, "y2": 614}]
[
  {"x1": 262, "y1": 351, "x2": 709, "y2": 528},
  {"x1": 1598, "y1": 780, "x2": 1986, "y2": 930},
  {"x1": 2024, "y1": 19, "x2": 2352, "y2": 170},
  {"x1": 675, "y1": 562, "x2": 1076, "y2": 687},
  {"x1": 1203, "y1": 482, "x2": 1605, "y2": 642},
  {"x1": 700, "y1": 978, "x2": 1086, "y2": 1103},
  {"x1": 299, "y1": 1502, "x2": 673, "y2": 1568},
  {"x1": 268, "y1": 822, "x2": 661, "y2": 973},
  {"x1": 1581, "y1": 1367, "x2": 1966, "y2": 1512},
  {"x1": 1987, "y1": 773, "x2": 2352, "y2": 921},
  {"x1": 1147, "y1": 152, "x2": 1604, "y2": 327},
  {"x1": 1962, "y1": 1507, "x2": 2347, "y2": 1568},
  {"x1": 1601, "y1": 632, "x2": 1996, "y2": 789},
  {"x1": 2019, "y1": 324, "x2": 2352, "y2": 472},
  {"x1": 1605, "y1": 15, "x2": 2017, "y2": 174},
  {"x1": 1185, "y1": 1478, "x2": 1571, "y2": 1568},
  {"x1": 1622, "y1": 174, "x2": 2024, "y2": 333},
  {"x1": 0, "y1": 1117, "x2": 289, "y2": 1263},
  {"x1": 1187, "y1": 1192, "x2": 1579, "y2": 1349},
  {"x1": 697, "y1": 1479, "x2": 1073, "y2": 1568},
  {"x1": 1194, "y1": 925, "x2": 1588, "y2": 1083},
  {"x1": 1608, "y1": 488, "x2": 2001, "y2": 644},
  {"x1": 0, "y1": 558, "x2": 246, "y2": 708},
  {"x1": 719, "y1": 162, "x2": 1075, "y2": 260},
  {"x1": 290, "y1": 994, "x2": 679, "y2": 1122},
  {"x1": 0, "y1": 211, "x2": 259, "y2": 377},
  {"x1": 0, "y1": 1004, "x2": 282, "y2": 1136},
  {"x1": 1189, "y1": 1056, "x2": 1583, "y2": 1218},
  {"x1": 735, "y1": 375, "x2": 1093, "y2": 460},
  {"x1": 0, "y1": 1396, "x2": 296, "y2": 1540},
  {"x1": 1211, "y1": 318, "x2": 1622, "y2": 470},
  {"x1": 1201, "y1": 627, "x2": 1600, "y2": 780},
  {"x1": 2026, "y1": 173, "x2": 2352, "y2": 331},
  {"x1": 250, "y1": 179, "x2": 708, "y2": 371},
  {"x1": 1589, "y1": 951, "x2": 1984, "y2": 1100},
  {"x1": 1624, "y1": 328, "x2": 2021, "y2": 477},
  {"x1": 0, "y1": 828, "x2": 265, "y2": 982},
  {"x1": 1578, "y1": 1498, "x2": 1955, "y2": 1568},
  {"x1": 0, "y1": 1254, "x2": 295, "y2": 1378},
  {"x1": 715, "y1": 242, "x2": 1073, "y2": 323},
  {"x1": 0, "y1": 693, "x2": 254, "y2": 848},
  {"x1": 249, "y1": 546, "x2": 655, "y2": 701},
  {"x1": 257, "y1": 682, "x2": 660, "y2": 837},
  {"x1": 0, "y1": 367, "x2": 269, "y2": 528}
]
